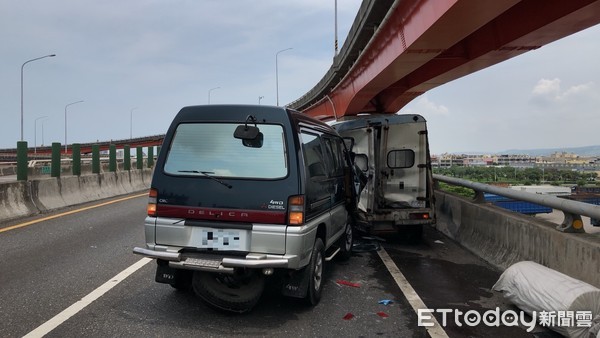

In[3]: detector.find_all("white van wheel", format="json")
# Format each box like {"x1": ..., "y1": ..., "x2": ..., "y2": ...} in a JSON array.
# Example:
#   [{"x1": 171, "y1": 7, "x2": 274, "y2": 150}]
[{"x1": 192, "y1": 270, "x2": 265, "y2": 313}]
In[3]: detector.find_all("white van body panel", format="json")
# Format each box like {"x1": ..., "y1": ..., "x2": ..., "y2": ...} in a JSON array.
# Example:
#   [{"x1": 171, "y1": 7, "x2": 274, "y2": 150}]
[{"x1": 333, "y1": 114, "x2": 435, "y2": 234}]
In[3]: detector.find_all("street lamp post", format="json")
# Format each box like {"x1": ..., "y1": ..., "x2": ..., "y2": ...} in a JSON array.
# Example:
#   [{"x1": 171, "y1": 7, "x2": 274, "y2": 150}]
[
  {"x1": 208, "y1": 87, "x2": 220, "y2": 104},
  {"x1": 276, "y1": 48, "x2": 292, "y2": 106},
  {"x1": 64, "y1": 100, "x2": 84, "y2": 153},
  {"x1": 21, "y1": 54, "x2": 56, "y2": 141},
  {"x1": 34, "y1": 116, "x2": 48, "y2": 154},
  {"x1": 130, "y1": 107, "x2": 137, "y2": 139},
  {"x1": 41, "y1": 120, "x2": 46, "y2": 146},
  {"x1": 334, "y1": 0, "x2": 338, "y2": 55},
  {"x1": 258, "y1": 96, "x2": 264, "y2": 105}
]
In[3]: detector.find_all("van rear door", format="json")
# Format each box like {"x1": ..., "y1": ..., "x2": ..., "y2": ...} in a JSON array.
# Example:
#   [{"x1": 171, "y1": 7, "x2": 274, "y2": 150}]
[
  {"x1": 152, "y1": 118, "x2": 297, "y2": 254},
  {"x1": 339, "y1": 126, "x2": 376, "y2": 213},
  {"x1": 380, "y1": 121, "x2": 428, "y2": 209}
]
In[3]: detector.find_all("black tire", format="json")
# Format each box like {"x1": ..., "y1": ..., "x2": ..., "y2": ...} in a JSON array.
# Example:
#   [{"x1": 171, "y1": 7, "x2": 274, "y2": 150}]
[
  {"x1": 305, "y1": 238, "x2": 325, "y2": 306},
  {"x1": 170, "y1": 269, "x2": 193, "y2": 292},
  {"x1": 336, "y1": 221, "x2": 353, "y2": 261},
  {"x1": 192, "y1": 269, "x2": 265, "y2": 313}
]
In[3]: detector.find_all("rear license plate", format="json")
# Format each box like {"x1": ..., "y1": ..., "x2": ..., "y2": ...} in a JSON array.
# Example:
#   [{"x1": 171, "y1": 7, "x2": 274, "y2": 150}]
[{"x1": 197, "y1": 228, "x2": 248, "y2": 250}]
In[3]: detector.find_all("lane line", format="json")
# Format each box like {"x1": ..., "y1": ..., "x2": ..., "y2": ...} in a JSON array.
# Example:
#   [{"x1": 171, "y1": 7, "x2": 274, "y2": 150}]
[
  {"x1": 23, "y1": 257, "x2": 153, "y2": 338},
  {"x1": 377, "y1": 248, "x2": 450, "y2": 338},
  {"x1": 0, "y1": 192, "x2": 147, "y2": 234}
]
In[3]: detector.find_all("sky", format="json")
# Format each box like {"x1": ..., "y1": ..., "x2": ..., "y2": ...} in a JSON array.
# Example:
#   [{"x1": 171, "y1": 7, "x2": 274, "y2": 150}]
[{"x1": 1, "y1": 1, "x2": 599, "y2": 155}]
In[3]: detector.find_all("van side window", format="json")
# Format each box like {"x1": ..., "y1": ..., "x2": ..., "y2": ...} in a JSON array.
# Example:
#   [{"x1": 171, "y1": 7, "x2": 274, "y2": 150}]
[
  {"x1": 300, "y1": 131, "x2": 326, "y2": 178},
  {"x1": 323, "y1": 137, "x2": 344, "y2": 177},
  {"x1": 387, "y1": 149, "x2": 415, "y2": 169}
]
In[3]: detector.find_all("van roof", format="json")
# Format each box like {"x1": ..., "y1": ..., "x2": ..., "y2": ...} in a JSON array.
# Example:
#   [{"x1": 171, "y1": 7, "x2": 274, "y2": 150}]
[
  {"x1": 172, "y1": 104, "x2": 337, "y2": 134},
  {"x1": 332, "y1": 114, "x2": 426, "y2": 132}
]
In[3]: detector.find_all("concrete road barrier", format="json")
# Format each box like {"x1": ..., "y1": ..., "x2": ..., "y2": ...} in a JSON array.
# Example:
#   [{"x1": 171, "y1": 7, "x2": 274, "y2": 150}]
[
  {"x1": 435, "y1": 190, "x2": 600, "y2": 288},
  {"x1": 0, "y1": 169, "x2": 152, "y2": 223},
  {"x1": 0, "y1": 181, "x2": 37, "y2": 220}
]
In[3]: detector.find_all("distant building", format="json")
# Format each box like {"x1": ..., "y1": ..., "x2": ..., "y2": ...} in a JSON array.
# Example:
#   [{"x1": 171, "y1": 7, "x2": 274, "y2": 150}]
[
  {"x1": 496, "y1": 154, "x2": 536, "y2": 167},
  {"x1": 431, "y1": 152, "x2": 600, "y2": 171}
]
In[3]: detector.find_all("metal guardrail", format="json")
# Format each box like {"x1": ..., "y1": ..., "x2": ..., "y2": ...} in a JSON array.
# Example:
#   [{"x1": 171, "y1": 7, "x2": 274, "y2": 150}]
[{"x1": 434, "y1": 174, "x2": 600, "y2": 233}]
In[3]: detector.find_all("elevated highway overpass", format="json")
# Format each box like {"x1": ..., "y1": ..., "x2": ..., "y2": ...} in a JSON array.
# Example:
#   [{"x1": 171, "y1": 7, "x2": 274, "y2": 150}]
[
  {"x1": 0, "y1": 134, "x2": 165, "y2": 159},
  {"x1": 288, "y1": 0, "x2": 600, "y2": 119}
]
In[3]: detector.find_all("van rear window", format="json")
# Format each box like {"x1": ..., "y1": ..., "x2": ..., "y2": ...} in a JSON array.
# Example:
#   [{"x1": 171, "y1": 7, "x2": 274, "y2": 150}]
[
  {"x1": 387, "y1": 149, "x2": 415, "y2": 169},
  {"x1": 164, "y1": 123, "x2": 287, "y2": 179}
]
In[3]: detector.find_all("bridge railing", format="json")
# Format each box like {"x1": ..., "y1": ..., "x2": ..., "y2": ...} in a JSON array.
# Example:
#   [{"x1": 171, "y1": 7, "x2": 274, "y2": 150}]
[{"x1": 434, "y1": 174, "x2": 600, "y2": 233}]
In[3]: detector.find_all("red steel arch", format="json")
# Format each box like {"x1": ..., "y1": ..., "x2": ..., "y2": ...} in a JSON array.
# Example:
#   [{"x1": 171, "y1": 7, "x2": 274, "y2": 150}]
[{"x1": 301, "y1": 0, "x2": 600, "y2": 119}]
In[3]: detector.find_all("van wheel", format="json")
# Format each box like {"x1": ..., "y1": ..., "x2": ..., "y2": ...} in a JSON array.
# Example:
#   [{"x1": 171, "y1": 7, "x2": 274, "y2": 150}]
[
  {"x1": 305, "y1": 238, "x2": 325, "y2": 306},
  {"x1": 336, "y1": 222, "x2": 353, "y2": 261},
  {"x1": 192, "y1": 269, "x2": 265, "y2": 313}
]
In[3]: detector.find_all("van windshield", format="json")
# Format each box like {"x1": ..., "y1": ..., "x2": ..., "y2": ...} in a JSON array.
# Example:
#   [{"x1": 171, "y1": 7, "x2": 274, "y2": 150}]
[{"x1": 164, "y1": 123, "x2": 287, "y2": 179}]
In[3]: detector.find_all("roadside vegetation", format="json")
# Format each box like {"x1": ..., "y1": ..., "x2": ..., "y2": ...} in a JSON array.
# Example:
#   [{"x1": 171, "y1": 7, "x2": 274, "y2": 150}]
[{"x1": 434, "y1": 166, "x2": 598, "y2": 198}]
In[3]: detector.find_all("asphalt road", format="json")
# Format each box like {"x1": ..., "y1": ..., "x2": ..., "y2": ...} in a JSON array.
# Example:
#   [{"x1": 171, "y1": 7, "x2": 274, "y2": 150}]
[{"x1": 0, "y1": 194, "x2": 560, "y2": 337}]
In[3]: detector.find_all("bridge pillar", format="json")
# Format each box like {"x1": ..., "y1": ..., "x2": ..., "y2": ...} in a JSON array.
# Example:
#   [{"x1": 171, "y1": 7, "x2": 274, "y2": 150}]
[
  {"x1": 16, "y1": 141, "x2": 28, "y2": 181},
  {"x1": 92, "y1": 145, "x2": 100, "y2": 174},
  {"x1": 109, "y1": 144, "x2": 116, "y2": 172},
  {"x1": 147, "y1": 147, "x2": 154, "y2": 168},
  {"x1": 72, "y1": 144, "x2": 81, "y2": 176},
  {"x1": 136, "y1": 147, "x2": 143, "y2": 170},
  {"x1": 51, "y1": 142, "x2": 61, "y2": 178},
  {"x1": 124, "y1": 145, "x2": 131, "y2": 171}
]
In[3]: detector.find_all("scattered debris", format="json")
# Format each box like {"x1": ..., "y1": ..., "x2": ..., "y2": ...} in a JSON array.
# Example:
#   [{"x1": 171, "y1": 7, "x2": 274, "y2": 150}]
[
  {"x1": 352, "y1": 241, "x2": 380, "y2": 252},
  {"x1": 336, "y1": 280, "x2": 361, "y2": 288},
  {"x1": 343, "y1": 313, "x2": 354, "y2": 320},
  {"x1": 378, "y1": 299, "x2": 393, "y2": 305},
  {"x1": 376, "y1": 312, "x2": 389, "y2": 318},
  {"x1": 434, "y1": 240, "x2": 444, "y2": 244}
]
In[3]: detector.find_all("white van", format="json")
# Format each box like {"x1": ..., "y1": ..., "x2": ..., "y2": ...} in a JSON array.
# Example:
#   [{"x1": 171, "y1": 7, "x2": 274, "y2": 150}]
[{"x1": 333, "y1": 114, "x2": 435, "y2": 239}]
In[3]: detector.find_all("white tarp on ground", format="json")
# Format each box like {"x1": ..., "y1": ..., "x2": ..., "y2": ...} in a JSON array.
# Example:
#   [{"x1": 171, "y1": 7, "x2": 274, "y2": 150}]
[{"x1": 493, "y1": 261, "x2": 600, "y2": 337}]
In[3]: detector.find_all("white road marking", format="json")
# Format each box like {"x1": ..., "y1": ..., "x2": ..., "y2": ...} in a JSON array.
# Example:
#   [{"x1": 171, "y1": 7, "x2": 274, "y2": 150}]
[
  {"x1": 23, "y1": 257, "x2": 152, "y2": 338},
  {"x1": 377, "y1": 248, "x2": 450, "y2": 338}
]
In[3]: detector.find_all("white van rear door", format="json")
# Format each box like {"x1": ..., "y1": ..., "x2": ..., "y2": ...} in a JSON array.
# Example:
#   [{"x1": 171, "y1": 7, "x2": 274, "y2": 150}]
[
  {"x1": 340, "y1": 127, "x2": 375, "y2": 213},
  {"x1": 381, "y1": 122, "x2": 427, "y2": 208}
]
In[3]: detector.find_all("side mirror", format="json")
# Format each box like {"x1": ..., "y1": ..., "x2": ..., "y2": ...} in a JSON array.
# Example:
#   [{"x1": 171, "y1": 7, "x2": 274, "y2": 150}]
[
  {"x1": 234, "y1": 125, "x2": 260, "y2": 140},
  {"x1": 234, "y1": 115, "x2": 263, "y2": 148},
  {"x1": 242, "y1": 132, "x2": 264, "y2": 148},
  {"x1": 234, "y1": 125, "x2": 263, "y2": 148}
]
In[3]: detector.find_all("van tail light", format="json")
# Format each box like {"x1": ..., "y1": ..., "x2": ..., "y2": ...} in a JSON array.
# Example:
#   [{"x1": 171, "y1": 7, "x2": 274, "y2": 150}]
[
  {"x1": 147, "y1": 188, "x2": 158, "y2": 217},
  {"x1": 409, "y1": 212, "x2": 430, "y2": 220},
  {"x1": 287, "y1": 195, "x2": 305, "y2": 225}
]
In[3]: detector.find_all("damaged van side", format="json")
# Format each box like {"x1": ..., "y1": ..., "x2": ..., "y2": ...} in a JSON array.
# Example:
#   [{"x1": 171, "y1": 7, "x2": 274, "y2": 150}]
[
  {"x1": 133, "y1": 104, "x2": 355, "y2": 313},
  {"x1": 333, "y1": 114, "x2": 436, "y2": 240}
]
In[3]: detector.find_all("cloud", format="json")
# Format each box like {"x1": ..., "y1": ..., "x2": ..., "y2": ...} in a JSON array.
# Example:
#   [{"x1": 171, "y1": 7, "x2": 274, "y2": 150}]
[
  {"x1": 531, "y1": 78, "x2": 594, "y2": 103},
  {"x1": 403, "y1": 95, "x2": 449, "y2": 116}
]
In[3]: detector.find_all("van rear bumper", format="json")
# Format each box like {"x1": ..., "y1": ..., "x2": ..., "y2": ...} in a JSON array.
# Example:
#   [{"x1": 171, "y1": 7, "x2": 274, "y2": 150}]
[
  {"x1": 133, "y1": 246, "x2": 299, "y2": 270},
  {"x1": 133, "y1": 247, "x2": 181, "y2": 260}
]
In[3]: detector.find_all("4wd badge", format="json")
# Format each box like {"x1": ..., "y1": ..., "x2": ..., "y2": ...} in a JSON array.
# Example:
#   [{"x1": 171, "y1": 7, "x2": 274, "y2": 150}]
[{"x1": 267, "y1": 200, "x2": 285, "y2": 210}]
